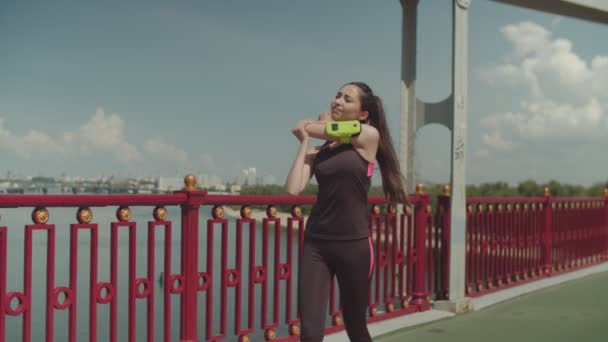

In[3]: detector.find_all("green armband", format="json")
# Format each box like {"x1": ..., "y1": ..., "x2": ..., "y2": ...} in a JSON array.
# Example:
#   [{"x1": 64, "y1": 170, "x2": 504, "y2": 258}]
[{"x1": 325, "y1": 120, "x2": 362, "y2": 143}]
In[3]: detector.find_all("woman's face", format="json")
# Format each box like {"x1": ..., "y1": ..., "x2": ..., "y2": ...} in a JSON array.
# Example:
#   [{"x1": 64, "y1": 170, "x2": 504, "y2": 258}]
[{"x1": 330, "y1": 84, "x2": 369, "y2": 122}]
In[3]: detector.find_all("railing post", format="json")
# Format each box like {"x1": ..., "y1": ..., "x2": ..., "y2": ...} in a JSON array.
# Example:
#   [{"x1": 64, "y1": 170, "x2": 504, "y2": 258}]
[
  {"x1": 542, "y1": 187, "x2": 553, "y2": 276},
  {"x1": 604, "y1": 188, "x2": 608, "y2": 260},
  {"x1": 411, "y1": 184, "x2": 430, "y2": 310},
  {"x1": 437, "y1": 185, "x2": 451, "y2": 300},
  {"x1": 179, "y1": 175, "x2": 205, "y2": 342},
  {"x1": 0, "y1": 225, "x2": 6, "y2": 342}
]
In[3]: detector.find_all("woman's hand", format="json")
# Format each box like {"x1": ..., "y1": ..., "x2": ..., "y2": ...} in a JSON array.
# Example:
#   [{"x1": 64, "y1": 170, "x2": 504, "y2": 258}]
[{"x1": 291, "y1": 120, "x2": 311, "y2": 143}]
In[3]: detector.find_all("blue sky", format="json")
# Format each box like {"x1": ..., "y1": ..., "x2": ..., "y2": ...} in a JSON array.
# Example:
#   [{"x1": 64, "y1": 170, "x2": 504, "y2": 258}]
[{"x1": 1, "y1": 0, "x2": 606, "y2": 186}]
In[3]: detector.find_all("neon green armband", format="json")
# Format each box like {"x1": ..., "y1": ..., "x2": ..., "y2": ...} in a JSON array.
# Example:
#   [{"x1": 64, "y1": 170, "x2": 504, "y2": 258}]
[{"x1": 325, "y1": 120, "x2": 362, "y2": 143}]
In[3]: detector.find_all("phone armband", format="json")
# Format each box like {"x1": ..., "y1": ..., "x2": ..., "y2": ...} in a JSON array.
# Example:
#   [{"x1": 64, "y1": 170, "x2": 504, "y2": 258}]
[{"x1": 325, "y1": 120, "x2": 362, "y2": 143}]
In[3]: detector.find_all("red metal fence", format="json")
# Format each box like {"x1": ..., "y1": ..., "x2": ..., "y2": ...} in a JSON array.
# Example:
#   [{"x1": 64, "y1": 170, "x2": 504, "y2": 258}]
[
  {"x1": 460, "y1": 190, "x2": 608, "y2": 297},
  {"x1": 427, "y1": 188, "x2": 452, "y2": 301},
  {"x1": 0, "y1": 176, "x2": 433, "y2": 342},
  {"x1": 1, "y1": 178, "x2": 607, "y2": 341}
]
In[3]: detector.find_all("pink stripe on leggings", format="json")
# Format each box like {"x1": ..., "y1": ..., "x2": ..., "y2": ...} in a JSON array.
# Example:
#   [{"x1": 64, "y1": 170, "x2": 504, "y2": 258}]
[{"x1": 368, "y1": 237, "x2": 374, "y2": 278}]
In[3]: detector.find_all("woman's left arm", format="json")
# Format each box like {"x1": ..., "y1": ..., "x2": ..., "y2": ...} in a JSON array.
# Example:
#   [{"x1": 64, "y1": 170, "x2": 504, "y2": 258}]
[{"x1": 302, "y1": 120, "x2": 379, "y2": 150}]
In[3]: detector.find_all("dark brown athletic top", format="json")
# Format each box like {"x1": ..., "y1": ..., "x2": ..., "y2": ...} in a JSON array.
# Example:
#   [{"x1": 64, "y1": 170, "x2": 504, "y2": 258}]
[{"x1": 305, "y1": 143, "x2": 374, "y2": 240}]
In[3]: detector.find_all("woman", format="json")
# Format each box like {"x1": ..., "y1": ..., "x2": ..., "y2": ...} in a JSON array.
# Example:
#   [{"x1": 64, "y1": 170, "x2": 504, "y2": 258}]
[{"x1": 285, "y1": 82, "x2": 408, "y2": 342}]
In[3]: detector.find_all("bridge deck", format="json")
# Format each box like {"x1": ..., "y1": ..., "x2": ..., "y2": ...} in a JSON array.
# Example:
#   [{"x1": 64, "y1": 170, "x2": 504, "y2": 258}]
[{"x1": 377, "y1": 270, "x2": 608, "y2": 342}]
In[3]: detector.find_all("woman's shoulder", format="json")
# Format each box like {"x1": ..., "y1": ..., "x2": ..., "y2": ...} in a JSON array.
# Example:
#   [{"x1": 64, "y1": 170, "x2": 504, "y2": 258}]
[
  {"x1": 360, "y1": 124, "x2": 379, "y2": 138},
  {"x1": 350, "y1": 124, "x2": 379, "y2": 150}
]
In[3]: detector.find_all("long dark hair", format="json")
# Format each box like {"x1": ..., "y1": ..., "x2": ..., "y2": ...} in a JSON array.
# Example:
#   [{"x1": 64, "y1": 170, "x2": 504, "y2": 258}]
[{"x1": 347, "y1": 81, "x2": 409, "y2": 205}]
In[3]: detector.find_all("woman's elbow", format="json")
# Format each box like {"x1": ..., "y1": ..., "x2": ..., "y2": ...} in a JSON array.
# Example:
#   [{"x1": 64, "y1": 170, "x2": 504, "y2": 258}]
[
  {"x1": 285, "y1": 185, "x2": 302, "y2": 196},
  {"x1": 286, "y1": 189, "x2": 302, "y2": 196}
]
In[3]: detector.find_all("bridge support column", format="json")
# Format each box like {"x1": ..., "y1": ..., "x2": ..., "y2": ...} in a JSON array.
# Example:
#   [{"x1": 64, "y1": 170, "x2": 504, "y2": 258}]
[{"x1": 399, "y1": 0, "x2": 470, "y2": 311}]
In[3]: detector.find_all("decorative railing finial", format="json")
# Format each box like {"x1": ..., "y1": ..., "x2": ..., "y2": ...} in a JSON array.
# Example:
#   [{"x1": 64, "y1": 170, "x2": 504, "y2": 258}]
[
  {"x1": 77, "y1": 207, "x2": 93, "y2": 224},
  {"x1": 443, "y1": 184, "x2": 451, "y2": 196},
  {"x1": 153, "y1": 206, "x2": 168, "y2": 221},
  {"x1": 117, "y1": 206, "x2": 132, "y2": 222},
  {"x1": 544, "y1": 187, "x2": 550, "y2": 197},
  {"x1": 416, "y1": 183, "x2": 425, "y2": 194},
  {"x1": 184, "y1": 174, "x2": 197, "y2": 191},
  {"x1": 32, "y1": 207, "x2": 49, "y2": 224},
  {"x1": 291, "y1": 205, "x2": 303, "y2": 218}
]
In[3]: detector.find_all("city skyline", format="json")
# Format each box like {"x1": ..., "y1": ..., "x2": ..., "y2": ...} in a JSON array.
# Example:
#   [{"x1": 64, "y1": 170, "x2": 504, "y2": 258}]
[{"x1": 0, "y1": 166, "x2": 279, "y2": 188}]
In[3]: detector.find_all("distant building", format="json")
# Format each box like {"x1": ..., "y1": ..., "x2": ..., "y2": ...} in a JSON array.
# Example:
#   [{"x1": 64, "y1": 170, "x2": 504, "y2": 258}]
[
  {"x1": 214, "y1": 184, "x2": 227, "y2": 192},
  {"x1": 261, "y1": 174, "x2": 276, "y2": 185},
  {"x1": 43, "y1": 184, "x2": 62, "y2": 194},
  {"x1": 197, "y1": 174, "x2": 209, "y2": 188},
  {"x1": 208, "y1": 175, "x2": 223, "y2": 188},
  {"x1": 0, "y1": 181, "x2": 11, "y2": 194},
  {"x1": 241, "y1": 167, "x2": 257, "y2": 186},
  {"x1": 158, "y1": 177, "x2": 184, "y2": 192}
]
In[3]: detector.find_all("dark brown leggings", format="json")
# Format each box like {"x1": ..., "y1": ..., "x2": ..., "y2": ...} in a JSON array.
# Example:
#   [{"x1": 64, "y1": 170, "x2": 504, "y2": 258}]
[{"x1": 298, "y1": 237, "x2": 374, "y2": 342}]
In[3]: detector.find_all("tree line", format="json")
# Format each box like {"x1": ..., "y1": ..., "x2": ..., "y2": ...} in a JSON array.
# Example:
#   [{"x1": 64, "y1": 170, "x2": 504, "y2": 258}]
[
  {"x1": 240, "y1": 179, "x2": 606, "y2": 198},
  {"x1": 237, "y1": 180, "x2": 607, "y2": 214}
]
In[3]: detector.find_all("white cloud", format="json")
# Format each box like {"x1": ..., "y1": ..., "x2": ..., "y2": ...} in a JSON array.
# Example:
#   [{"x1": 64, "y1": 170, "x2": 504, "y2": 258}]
[
  {"x1": 481, "y1": 131, "x2": 514, "y2": 151},
  {"x1": 502, "y1": 22, "x2": 551, "y2": 58},
  {"x1": 482, "y1": 99, "x2": 602, "y2": 140},
  {"x1": 144, "y1": 137, "x2": 188, "y2": 165},
  {"x1": 63, "y1": 108, "x2": 141, "y2": 162},
  {"x1": 480, "y1": 21, "x2": 608, "y2": 102},
  {"x1": 1, "y1": 109, "x2": 198, "y2": 173},
  {"x1": 0, "y1": 117, "x2": 64, "y2": 159},
  {"x1": 477, "y1": 21, "x2": 608, "y2": 155}
]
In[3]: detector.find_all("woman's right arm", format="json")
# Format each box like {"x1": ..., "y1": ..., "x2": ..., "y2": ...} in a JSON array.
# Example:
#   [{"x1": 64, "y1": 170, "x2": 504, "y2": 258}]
[
  {"x1": 285, "y1": 120, "x2": 317, "y2": 196},
  {"x1": 285, "y1": 141, "x2": 317, "y2": 196}
]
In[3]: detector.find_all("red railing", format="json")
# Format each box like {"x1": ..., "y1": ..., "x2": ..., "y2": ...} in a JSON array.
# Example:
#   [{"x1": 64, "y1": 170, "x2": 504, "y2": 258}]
[
  {"x1": 428, "y1": 189, "x2": 451, "y2": 300},
  {"x1": 462, "y1": 191, "x2": 608, "y2": 297},
  {"x1": 2, "y1": 180, "x2": 605, "y2": 341},
  {"x1": 551, "y1": 197, "x2": 607, "y2": 273},
  {"x1": 0, "y1": 177, "x2": 433, "y2": 342}
]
